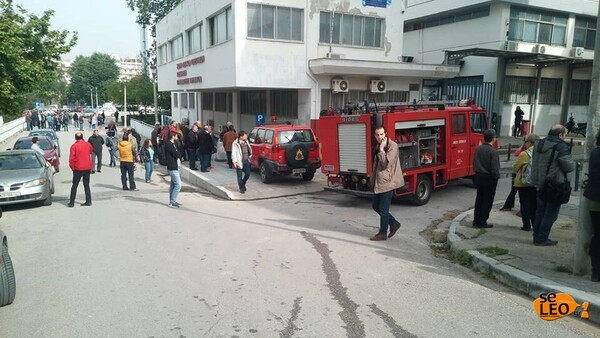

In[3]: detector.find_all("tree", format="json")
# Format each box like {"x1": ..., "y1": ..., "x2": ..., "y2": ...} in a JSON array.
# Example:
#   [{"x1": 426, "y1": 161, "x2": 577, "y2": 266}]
[
  {"x1": 0, "y1": 0, "x2": 77, "y2": 119},
  {"x1": 66, "y1": 53, "x2": 120, "y2": 105},
  {"x1": 126, "y1": 75, "x2": 154, "y2": 106}
]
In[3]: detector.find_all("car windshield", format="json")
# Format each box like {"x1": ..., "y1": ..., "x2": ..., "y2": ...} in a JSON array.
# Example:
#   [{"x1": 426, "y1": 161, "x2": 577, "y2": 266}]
[
  {"x1": 15, "y1": 139, "x2": 53, "y2": 151},
  {"x1": 278, "y1": 130, "x2": 314, "y2": 144},
  {"x1": 30, "y1": 131, "x2": 56, "y2": 139},
  {"x1": 0, "y1": 153, "x2": 42, "y2": 170}
]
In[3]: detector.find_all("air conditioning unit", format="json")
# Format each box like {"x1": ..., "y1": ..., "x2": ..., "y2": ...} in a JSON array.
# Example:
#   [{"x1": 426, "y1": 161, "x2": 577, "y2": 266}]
[
  {"x1": 534, "y1": 44, "x2": 548, "y2": 54},
  {"x1": 572, "y1": 47, "x2": 585, "y2": 58},
  {"x1": 505, "y1": 41, "x2": 519, "y2": 51},
  {"x1": 332, "y1": 79, "x2": 349, "y2": 93},
  {"x1": 369, "y1": 80, "x2": 387, "y2": 93}
]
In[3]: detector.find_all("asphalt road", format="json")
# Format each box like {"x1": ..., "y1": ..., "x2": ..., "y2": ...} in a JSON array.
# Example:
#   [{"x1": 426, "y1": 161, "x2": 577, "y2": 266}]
[{"x1": 0, "y1": 129, "x2": 597, "y2": 337}]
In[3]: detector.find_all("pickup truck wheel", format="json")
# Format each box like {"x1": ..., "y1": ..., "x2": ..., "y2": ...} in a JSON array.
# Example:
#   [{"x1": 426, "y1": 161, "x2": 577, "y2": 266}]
[
  {"x1": 259, "y1": 162, "x2": 273, "y2": 184},
  {"x1": 301, "y1": 172, "x2": 314, "y2": 181},
  {"x1": 413, "y1": 175, "x2": 432, "y2": 206},
  {"x1": 0, "y1": 241, "x2": 16, "y2": 307}
]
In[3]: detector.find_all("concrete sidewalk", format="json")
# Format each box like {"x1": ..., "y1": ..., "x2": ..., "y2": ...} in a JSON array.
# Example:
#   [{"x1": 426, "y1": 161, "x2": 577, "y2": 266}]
[
  {"x1": 173, "y1": 158, "x2": 327, "y2": 200},
  {"x1": 448, "y1": 193, "x2": 600, "y2": 325}
]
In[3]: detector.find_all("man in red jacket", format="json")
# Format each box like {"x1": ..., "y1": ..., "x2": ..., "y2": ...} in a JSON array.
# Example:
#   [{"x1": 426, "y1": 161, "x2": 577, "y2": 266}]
[{"x1": 68, "y1": 132, "x2": 94, "y2": 207}]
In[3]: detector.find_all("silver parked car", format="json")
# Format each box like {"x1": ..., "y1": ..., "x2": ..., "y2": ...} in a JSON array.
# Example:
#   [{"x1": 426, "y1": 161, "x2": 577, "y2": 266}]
[
  {"x1": 0, "y1": 150, "x2": 54, "y2": 207},
  {"x1": 0, "y1": 207, "x2": 16, "y2": 307}
]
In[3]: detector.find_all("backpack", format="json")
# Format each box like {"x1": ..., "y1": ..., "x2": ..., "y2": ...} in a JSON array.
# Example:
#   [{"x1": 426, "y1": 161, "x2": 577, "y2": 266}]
[
  {"x1": 521, "y1": 149, "x2": 533, "y2": 185},
  {"x1": 140, "y1": 147, "x2": 150, "y2": 163}
]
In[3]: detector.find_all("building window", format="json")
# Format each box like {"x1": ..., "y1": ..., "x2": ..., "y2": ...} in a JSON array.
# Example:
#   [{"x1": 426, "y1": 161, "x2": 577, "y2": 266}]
[
  {"x1": 169, "y1": 35, "x2": 184, "y2": 60},
  {"x1": 503, "y1": 76, "x2": 536, "y2": 104},
  {"x1": 271, "y1": 90, "x2": 298, "y2": 118},
  {"x1": 158, "y1": 44, "x2": 167, "y2": 64},
  {"x1": 508, "y1": 7, "x2": 568, "y2": 46},
  {"x1": 570, "y1": 80, "x2": 591, "y2": 105},
  {"x1": 240, "y1": 91, "x2": 266, "y2": 115},
  {"x1": 319, "y1": 11, "x2": 384, "y2": 48},
  {"x1": 173, "y1": 92, "x2": 179, "y2": 108},
  {"x1": 248, "y1": 4, "x2": 304, "y2": 41},
  {"x1": 539, "y1": 78, "x2": 562, "y2": 105},
  {"x1": 209, "y1": 7, "x2": 232, "y2": 46},
  {"x1": 202, "y1": 92, "x2": 213, "y2": 110},
  {"x1": 188, "y1": 93, "x2": 196, "y2": 109},
  {"x1": 187, "y1": 23, "x2": 203, "y2": 54},
  {"x1": 215, "y1": 92, "x2": 228, "y2": 112},
  {"x1": 574, "y1": 16, "x2": 596, "y2": 50},
  {"x1": 320, "y1": 90, "x2": 409, "y2": 110},
  {"x1": 404, "y1": 6, "x2": 490, "y2": 32}
]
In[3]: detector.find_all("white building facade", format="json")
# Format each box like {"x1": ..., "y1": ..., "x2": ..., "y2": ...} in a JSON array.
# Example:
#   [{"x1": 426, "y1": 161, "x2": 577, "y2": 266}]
[
  {"x1": 155, "y1": 0, "x2": 460, "y2": 133},
  {"x1": 403, "y1": 0, "x2": 597, "y2": 136}
]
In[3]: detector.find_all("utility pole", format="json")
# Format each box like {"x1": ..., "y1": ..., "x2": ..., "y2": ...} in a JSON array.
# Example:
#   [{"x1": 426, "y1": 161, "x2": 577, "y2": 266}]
[
  {"x1": 124, "y1": 85, "x2": 128, "y2": 128},
  {"x1": 151, "y1": 66, "x2": 159, "y2": 125},
  {"x1": 90, "y1": 88, "x2": 94, "y2": 109},
  {"x1": 95, "y1": 87, "x2": 99, "y2": 110},
  {"x1": 573, "y1": 0, "x2": 600, "y2": 275}
]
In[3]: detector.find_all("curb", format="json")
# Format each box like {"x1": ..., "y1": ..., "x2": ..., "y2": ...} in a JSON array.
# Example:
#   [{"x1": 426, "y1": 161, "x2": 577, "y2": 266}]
[{"x1": 448, "y1": 208, "x2": 600, "y2": 325}]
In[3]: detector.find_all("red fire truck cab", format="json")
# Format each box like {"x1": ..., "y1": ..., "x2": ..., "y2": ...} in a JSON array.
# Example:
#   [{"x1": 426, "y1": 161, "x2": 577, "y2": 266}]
[{"x1": 318, "y1": 104, "x2": 492, "y2": 205}]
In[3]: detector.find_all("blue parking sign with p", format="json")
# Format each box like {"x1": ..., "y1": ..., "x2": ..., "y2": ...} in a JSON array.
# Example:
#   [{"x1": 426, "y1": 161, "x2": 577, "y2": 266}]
[{"x1": 256, "y1": 113, "x2": 265, "y2": 126}]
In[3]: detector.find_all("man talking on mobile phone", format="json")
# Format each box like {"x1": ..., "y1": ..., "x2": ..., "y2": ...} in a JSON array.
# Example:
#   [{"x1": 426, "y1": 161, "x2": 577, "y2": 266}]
[{"x1": 369, "y1": 126, "x2": 405, "y2": 241}]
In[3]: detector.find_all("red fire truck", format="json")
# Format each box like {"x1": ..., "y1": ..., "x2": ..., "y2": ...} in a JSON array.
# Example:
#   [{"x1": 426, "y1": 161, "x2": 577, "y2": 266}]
[{"x1": 318, "y1": 103, "x2": 492, "y2": 205}]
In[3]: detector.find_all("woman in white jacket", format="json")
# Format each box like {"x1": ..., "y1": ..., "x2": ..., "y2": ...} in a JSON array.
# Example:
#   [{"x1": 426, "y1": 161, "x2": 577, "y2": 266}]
[{"x1": 231, "y1": 131, "x2": 252, "y2": 193}]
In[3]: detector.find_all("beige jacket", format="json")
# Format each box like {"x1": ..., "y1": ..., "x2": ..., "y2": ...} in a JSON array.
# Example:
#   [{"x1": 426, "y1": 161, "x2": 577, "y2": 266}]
[{"x1": 370, "y1": 138, "x2": 405, "y2": 194}]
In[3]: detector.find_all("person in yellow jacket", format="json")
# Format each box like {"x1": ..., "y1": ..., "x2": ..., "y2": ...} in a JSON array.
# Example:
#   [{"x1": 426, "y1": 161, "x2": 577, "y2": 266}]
[
  {"x1": 117, "y1": 134, "x2": 137, "y2": 191},
  {"x1": 512, "y1": 134, "x2": 540, "y2": 231}
]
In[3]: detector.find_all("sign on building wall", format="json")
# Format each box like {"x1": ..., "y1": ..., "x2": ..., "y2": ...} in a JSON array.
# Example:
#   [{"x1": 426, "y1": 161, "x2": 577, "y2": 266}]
[{"x1": 363, "y1": 0, "x2": 391, "y2": 8}]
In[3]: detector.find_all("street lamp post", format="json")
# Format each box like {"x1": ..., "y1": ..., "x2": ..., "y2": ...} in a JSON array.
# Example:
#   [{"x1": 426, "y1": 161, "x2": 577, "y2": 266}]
[
  {"x1": 90, "y1": 88, "x2": 94, "y2": 109},
  {"x1": 124, "y1": 85, "x2": 128, "y2": 128},
  {"x1": 95, "y1": 87, "x2": 99, "y2": 110},
  {"x1": 151, "y1": 66, "x2": 159, "y2": 125}
]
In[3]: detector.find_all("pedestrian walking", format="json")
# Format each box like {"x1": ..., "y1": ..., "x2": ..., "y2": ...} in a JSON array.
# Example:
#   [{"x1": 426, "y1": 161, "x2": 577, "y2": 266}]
[
  {"x1": 223, "y1": 125, "x2": 237, "y2": 168},
  {"x1": 472, "y1": 129, "x2": 500, "y2": 228},
  {"x1": 68, "y1": 132, "x2": 93, "y2": 207},
  {"x1": 88, "y1": 129, "x2": 104, "y2": 173},
  {"x1": 512, "y1": 134, "x2": 540, "y2": 231},
  {"x1": 117, "y1": 134, "x2": 137, "y2": 191},
  {"x1": 231, "y1": 131, "x2": 252, "y2": 194},
  {"x1": 141, "y1": 139, "x2": 155, "y2": 182},
  {"x1": 513, "y1": 106, "x2": 525, "y2": 137},
  {"x1": 186, "y1": 125, "x2": 199, "y2": 170},
  {"x1": 368, "y1": 126, "x2": 404, "y2": 241},
  {"x1": 530, "y1": 125, "x2": 575, "y2": 246},
  {"x1": 106, "y1": 135, "x2": 117, "y2": 167},
  {"x1": 164, "y1": 131, "x2": 182, "y2": 208},
  {"x1": 584, "y1": 131, "x2": 600, "y2": 282}
]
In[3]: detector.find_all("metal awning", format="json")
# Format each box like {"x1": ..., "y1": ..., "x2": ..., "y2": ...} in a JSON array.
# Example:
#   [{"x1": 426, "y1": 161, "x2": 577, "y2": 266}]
[
  {"x1": 445, "y1": 48, "x2": 593, "y2": 68},
  {"x1": 309, "y1": 58, "x2": 460, "y2": 78}
]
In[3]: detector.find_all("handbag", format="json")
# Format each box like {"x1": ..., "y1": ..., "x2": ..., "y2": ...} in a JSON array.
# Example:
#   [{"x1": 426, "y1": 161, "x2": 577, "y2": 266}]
[{"x1": 538, "y1": 144, "x2": 571, "y2": 204}]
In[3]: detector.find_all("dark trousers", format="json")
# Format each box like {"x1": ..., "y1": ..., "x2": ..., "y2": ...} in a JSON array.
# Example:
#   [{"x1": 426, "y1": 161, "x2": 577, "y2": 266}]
[
  {"x1": 188, "y1": 148, "x2": 198, "y2": 169},
  {"x1": 236, "y1": 159, "x2": 251, "y2": 192},
  {"x1": 226, "y1": 151, "x2": 233, "y2": 168},
  {"x1": 514, "y1": 121, "x2": 522, "y2": 137},
  {"x1": 518, "y1": 187, "x2": 537, "y2": 230},
  {"x1": 120, "y1": 162, "x2": 136, "y2": 190},
  {"x1": 589, "y1": 211, "x2": 600, "y2": 273},
  {"x1": 91, "y1": 151, "x2": 102, "y2": 171},
  {"x1": 372, "y1": 190, "x2": 396, "y2": 235},
  {"x1": 502, "y1": 174, "x2": 517, "y2": 209},
  {"x1": 533, "y1": 198, "x2": 561, "y2": 243},
  {"x1": 473, "y1": 175, "x2": 498, "y2": 227},
  {"x1": 69, "y1": 170, "x2": 91, "y2": 204},
  {"x1": 199, "y1": 152, "x2": 211, "y2": 172}
]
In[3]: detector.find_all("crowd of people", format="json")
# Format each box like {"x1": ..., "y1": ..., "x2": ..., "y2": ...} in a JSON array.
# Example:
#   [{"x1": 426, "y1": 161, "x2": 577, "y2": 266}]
[{"x1": 24, "y1": 109, "x2": 108, "y2": 132}]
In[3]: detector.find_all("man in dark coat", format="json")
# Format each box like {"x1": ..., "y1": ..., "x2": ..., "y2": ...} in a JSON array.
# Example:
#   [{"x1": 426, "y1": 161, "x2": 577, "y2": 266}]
[
  {"x1": 473, "y1": 129, "x2": 500, "y2": 228},
  {"x1": 87, "y1": 129, "x2": 105, "y2": 173},
  {"x1": 186, "y1": 125, "x2": 199, "y2": 170},
  {"x1": 197, "y1": 126, "x2": 213, "y2": 172}
]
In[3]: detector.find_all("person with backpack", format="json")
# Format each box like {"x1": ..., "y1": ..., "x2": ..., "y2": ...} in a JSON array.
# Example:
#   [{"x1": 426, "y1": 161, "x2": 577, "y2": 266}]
[{"x1": 512, "y1": 134, "x2": 540, "y2": 231}]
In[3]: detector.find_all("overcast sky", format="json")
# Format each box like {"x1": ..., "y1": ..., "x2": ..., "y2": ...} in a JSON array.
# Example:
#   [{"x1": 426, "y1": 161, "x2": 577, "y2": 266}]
[{"x1": 13, "y1": 0, "x2": 142, "y2": 60}]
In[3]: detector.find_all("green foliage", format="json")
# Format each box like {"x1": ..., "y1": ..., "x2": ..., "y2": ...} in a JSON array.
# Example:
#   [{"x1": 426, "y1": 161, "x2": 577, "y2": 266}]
[
  {"x1": 0, "y1": 0, "x2": 76, "y2": 119},
  {"x1": 554, "y1": 265, "x2": 572, "y2": 274},
  {"x1": 478, "y1": 246, "x2": 509, "y2": 257},
  {"x1": 449, "y1": 250, "x2": 473, "y2": 267},
  {"x1": 66, "y1": 53, "x2": 120, "y2": 105},
  {"x1": 127, "y1": 75, "x2": 154, "y2": 105}
]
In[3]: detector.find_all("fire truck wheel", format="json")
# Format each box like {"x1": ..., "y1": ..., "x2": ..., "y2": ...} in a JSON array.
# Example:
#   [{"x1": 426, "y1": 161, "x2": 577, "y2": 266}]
[
  {"x1": 413, "y1": 175, "x2": 432, "y2": 206},
  {"x1": 259, "y1": 162, "x2": 273, "y2": 184},
  {"x1": 286, "y1": 143, "x2": 309, "y2": 167}
]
